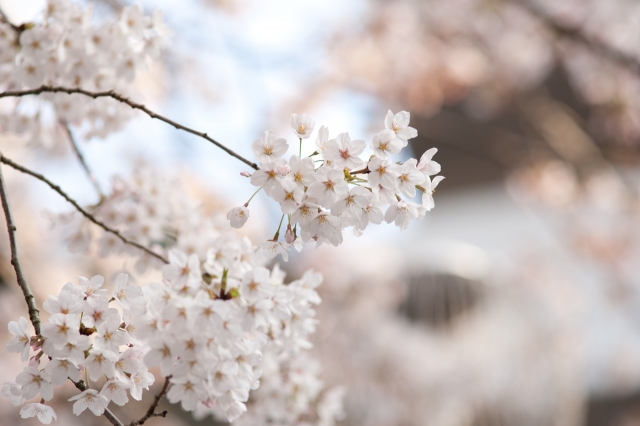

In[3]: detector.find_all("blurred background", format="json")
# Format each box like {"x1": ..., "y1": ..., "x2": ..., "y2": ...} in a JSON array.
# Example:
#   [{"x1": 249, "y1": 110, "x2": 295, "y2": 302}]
[{"x1": 3, "y1": 0, "x2": 640, "y2": 425}]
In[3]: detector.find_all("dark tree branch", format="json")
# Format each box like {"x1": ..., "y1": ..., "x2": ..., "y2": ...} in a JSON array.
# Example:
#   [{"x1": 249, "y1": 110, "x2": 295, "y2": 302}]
[
  {"x1": 0, "y1": 160, "x2": 41, "y2": 335},
  {"x1": 0, "y1": 154, "x2": 168, "y2": 264},
  {"x1": 0, "y1": 86, "x2": 259, "y2": 170},
  {"x1": 128, "y1": 377, "x2": 171, "y2": 426},
  {"x1": 515, "y1": 0, "x2": 640, "y2": 75},
  {"x1": 60, "y1": 122, "x2": 106, "y2": 201}
]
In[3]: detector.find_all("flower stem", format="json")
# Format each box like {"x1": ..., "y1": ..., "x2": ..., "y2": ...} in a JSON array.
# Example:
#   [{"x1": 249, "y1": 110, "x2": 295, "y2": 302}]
[
  {"x1": 244, "y1": 186, "x2": 263, "y2": 207},
  {"x1": 298, "y1": 138, "x2": 302, "y2": 158},
  {"x1": 273, "y1": 214, "x2": 285, "y2": 241}
]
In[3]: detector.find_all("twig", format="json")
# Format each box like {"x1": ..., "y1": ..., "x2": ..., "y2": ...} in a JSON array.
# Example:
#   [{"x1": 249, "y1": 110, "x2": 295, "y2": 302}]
[
  {"x1": 515, "y1": 0, "x2": 640, "y2": 75},
  {"x1": 0, "y1": 86, "x2": 260, "y2": 170},
  {"x1": 60, "y1": 122, "x2": 105, "y2": 200},
  {"x1": 0, "y1": 6, "x2": 19, "y2": 33},
  {"x1": 128, "y1": 377, "x2": 171, "y2": 426},
  {"x1": 0, "y1": 160, "x2": 41, "y2": 334},
  {"x1": 74, "y1": 381, "x2": 125, "y2": 426},
  {"x1": 0, "y1": 6, "x2": 31, "y2": 38},
  {"x1": 0, "y1": 154, "x2": 168, "y2": 264}
]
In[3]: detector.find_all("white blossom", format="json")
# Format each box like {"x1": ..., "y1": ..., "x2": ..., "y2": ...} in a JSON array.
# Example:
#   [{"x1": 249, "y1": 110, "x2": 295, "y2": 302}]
[
  {"x1": 130, "y1": 369, "x2": 155, "y2": 401},
  {"x1": 100, "y1": 379, "x2": 131, "y2": 406},
  {"x1": 422, "y1": 175, "x2": 446, "y2": 211},
  {"x1": 227, "y1": 206, "x2": 250, "y2": 228},
  {"x1": 2, "y1": 381, "x2": 25, "y2": 406},
  {"x1": 16, "y1": 367, "x2": 53, "y2": 401},
  {"x1": 44, "y1": 358, "x2": 82, "y2": 386},
  {"x1": 250, "y1": 159, "x2": 287, "y2": 195},
  {"x1": 315, "y1": 125, "x2": 329, "y2": 152},
  {"x1": 94, "y1": 313, "x2": 129, "y2": 352},
  {"x1": 368, "y1": 157, "x2": 401, "y2": 191},
  {"x1": 84, "y1": 348, "x2": 118, "y2": 381},
  {"x1": 290, "y1": 113, "x2": 315, "y2": 139},
  {"x1": 112, "y1": 273, "x2": 144, "y2": 312},
  {"x1": 371, "y1": 129, "x2": 403, "y2": 157},
  {"x1": 288, "y1": 155, "x2": 316, "y2": 187},
  {"x1": 384, "y1": 110, "x2": 418, "y2": 145},
  {"x1": 271, "y1": 179, "x2": 304, "y2": 214},
  {"x1": 252, "y1": 130, "x2": 289, "y2": 164},
  {"x1": 385, "y1": 200, "x2": 421, "y2": 230},
  {"x1": 323, "y1": 132, "x2": 366, "y2": 170},
  {"x1": 6, "y1": 317, "x2": 31, "y2": 362},
  {"x1": 331, "y1": 186, "x2": 371, "y2": 220},
  {"x1": 69, "y1": 389, "x2": 109, "y2": 416},
  {"x1": 417, "y1": 147, "x2": 442, "y2": 176},
  {"x1": 41, "y1": 313, "x2": 80, "y2": 348},
  {"x1": 396, "y1": 158, "x2": 426, "y2": 198},
  {"x1": 20, "y1": 403, "x2": 57, "y2": 424},
  {"x1": 306, "y1": 167, "x2": 349, "y2": 208}
]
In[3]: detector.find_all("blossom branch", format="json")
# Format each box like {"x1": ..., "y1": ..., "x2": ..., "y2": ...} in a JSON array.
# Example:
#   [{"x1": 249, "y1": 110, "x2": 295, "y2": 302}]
[
  {"x1": 0, "y1": 86, "x2": 260, "y2": 170},
  {"x1": 516, "y1": 0, "x2": 640, "y2": 75},
  {"x1": 0, "y1": 160, "x2": 41, "y2": 335},
  {"x1": 0, "y1": 154, "x2": 169, "y2": 264},
  {"x1": 60, "y1": 122, "x2": 105, "y2": 201},
  {"x1": 128, "y1": 377, "x2": 171, "y2": 426}
]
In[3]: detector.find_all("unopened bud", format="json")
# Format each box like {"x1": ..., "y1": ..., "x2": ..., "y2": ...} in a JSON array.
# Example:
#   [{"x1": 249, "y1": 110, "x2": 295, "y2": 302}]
[
  {"x1": 277, "y1": 165, "x2": 291, "y2": 176},
  {"x1": 240, "y1": 171, "x2": 252, "y2": 177},
  {"x1": 285, "y1": 228, "x2": 295, "y2": 244}
]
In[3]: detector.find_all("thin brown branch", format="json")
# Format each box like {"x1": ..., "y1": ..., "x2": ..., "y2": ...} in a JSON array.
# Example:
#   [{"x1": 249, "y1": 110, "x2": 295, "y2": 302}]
[
  {"x1": 0, "y1": 6, "x2": 30, "y2": 38},
  {"x1": 0, "y1": 7, "x2": 19, "y2": 32},
  {"x1": 128, "y1": 377, "x2": 171, "y2": 426},
  {"x1": 74, "y1": 381, "x2": 125, "y2": 426},
  {"x1": 515, "y1": 0, "x2": 640, "y2": 75},
  {"x1": 0, "y1": 160, "x2": 41, "y2": 334},
  {"x1": 60, "y1": 122, "x2": 105, "y2": 200},
  {"x1": 0, "y1": 86, "x2": 260, "y2": 170},
  {"x1": 0, "y1": 154, "x2": 168, "y2": 264}
]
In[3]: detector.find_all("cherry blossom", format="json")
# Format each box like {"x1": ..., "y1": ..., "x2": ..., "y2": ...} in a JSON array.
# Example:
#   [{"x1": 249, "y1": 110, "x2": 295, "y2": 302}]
[
  {"x1": 307, "y1": 167, "x2": 350, "y2": 208},
  {"x1": 19, "y1": 403, "x2": 57, "y2": 424},
  {"x1": 44, "y1": 358, "x2": 82, "y2": 386},
  {"x1": 271, "y1": 179, "x2": 304, "y2": 213},
  {"x1": 252, "y1": 130, "x2": 289, "y2": 164},
  {"x1": 6, "y1": 317, "x2": 31, "y2": 362},
  {"x1": 422, "y1": 175, "x2": 446, "y2": 211},
  {"x1": 69, "y1": 389, "x2": 109, "y2": 416},
  {"x1": 227, "y1": 206, "x2": 250, "y2": 229},
  {"x1": 16, "y1": 367, "x2": 53, "y2": 401},
  {"x1": 371, "y1": 129, "x2": 403, "y2": 157},
  {"x1": 323, "y1": 133, "x2": 366, "y2": 170},
  {"x1": 291, "y1": 113, "x2": 316, "y2": 139},
  {"x1": 384, "y1": 110, "x2": 418, "y2": 145},
  {"x1": 417, "y1": 148, "x2": 442, "y2": 176}
]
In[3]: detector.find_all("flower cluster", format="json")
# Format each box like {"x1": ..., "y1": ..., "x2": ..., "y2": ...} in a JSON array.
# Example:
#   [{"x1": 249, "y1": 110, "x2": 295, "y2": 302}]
[
  {"x1": 4, "y1": 234, "x2": 343, "y2": 424},
  {"x1": 229, "y1": 110, "x2": 444, "y2": 252},
  {"x1": 56, "y1": 167, "x2": 224, "y2": 273},
  {"x1": 4, "y1": 274, "x2": 150, "y2": 422},
  {"x1": 0, "y1": 0, "x2": 170, "y2": 143},
  {"x1": 193, "y1": 266, "x2": 345, "y2": 425}
]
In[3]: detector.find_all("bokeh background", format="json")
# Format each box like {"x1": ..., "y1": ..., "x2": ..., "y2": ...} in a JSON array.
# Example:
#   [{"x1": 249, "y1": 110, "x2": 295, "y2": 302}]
[{"x1": 3, "y1": 0, "x2": 640, "y2": 425}]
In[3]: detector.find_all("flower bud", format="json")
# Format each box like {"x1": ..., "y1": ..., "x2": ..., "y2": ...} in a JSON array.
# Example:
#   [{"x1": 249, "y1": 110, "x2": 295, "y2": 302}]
[
  {"x1": 285, "y1": 228, "x2": 296, "y2": 244},
  {"x1": 277, "y1": 165, "x2": 291, "y2": 176}
]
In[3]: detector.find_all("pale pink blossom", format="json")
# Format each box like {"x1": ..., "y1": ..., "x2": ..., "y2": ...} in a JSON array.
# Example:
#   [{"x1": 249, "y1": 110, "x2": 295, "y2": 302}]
[{"x1": 69, "y1": 389, "x2": 109, "y2": 416}]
